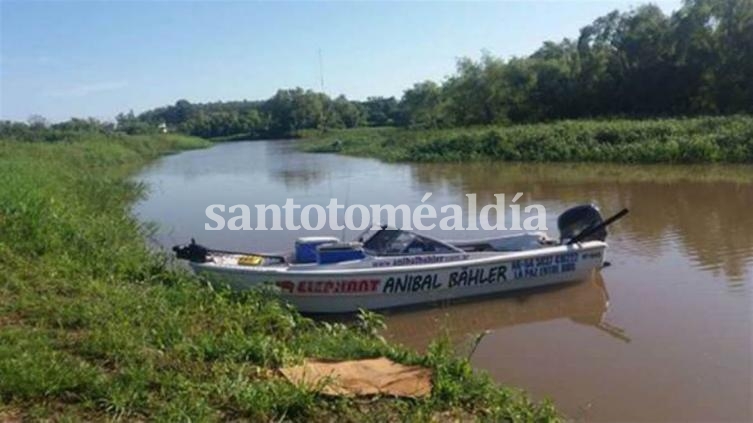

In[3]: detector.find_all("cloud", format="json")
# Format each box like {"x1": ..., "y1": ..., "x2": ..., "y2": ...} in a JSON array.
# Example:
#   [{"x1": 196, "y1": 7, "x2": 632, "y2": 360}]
[{"x1": 46, "y1": 81, "x2": 129, "y2": 98}]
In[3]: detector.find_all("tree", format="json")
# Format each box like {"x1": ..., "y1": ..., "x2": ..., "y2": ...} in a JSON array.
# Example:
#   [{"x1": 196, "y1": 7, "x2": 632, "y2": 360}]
[
  {"x1": 401, "y1": 81, "x2": 444, "y2": 128},
  {"x1": 362, "y1": 97, "x2": 402, "y2": 126},
  {"x1": 27, "y1": 115, "x2": 49, "y2": 129},
  {"x1": 332, "y1": 95, "x2": 364, "y2": 128}
]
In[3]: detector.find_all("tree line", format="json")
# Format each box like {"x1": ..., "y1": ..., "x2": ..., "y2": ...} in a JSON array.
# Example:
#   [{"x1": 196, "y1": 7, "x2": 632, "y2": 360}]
[
  {"x1": 401, "y1": 0, "x2": 753, "y2": 128},
  {"x1": 3, "y1": 0, "x2": 750, "y2": 140},
  {"x1": 122, "y1": 92, "x2": 404, "y2": 138}
]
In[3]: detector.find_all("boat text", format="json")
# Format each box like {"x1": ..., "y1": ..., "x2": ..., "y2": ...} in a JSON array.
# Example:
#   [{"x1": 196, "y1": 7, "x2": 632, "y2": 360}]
[
  {"x1": 448, "y1": 265, "x2": 508, "y2": 288},
  {"x1": 277, "y1": 279, "x2": 380, "y2": 295},
  {"x1": 511, "y1": 252, "x2": 579, "y2": 279},
  {"x1": 371, "y1": 254, "x2": 470, "y2": 268},
  {"x1": 382, "y1": 274, "x2": 440, "y2": 294}
]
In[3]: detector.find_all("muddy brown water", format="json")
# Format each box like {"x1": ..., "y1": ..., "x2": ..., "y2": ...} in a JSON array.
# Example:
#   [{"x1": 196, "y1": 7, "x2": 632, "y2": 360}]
[{"x1": 134, "y1": 140, "x2": 752, "y2": 421}]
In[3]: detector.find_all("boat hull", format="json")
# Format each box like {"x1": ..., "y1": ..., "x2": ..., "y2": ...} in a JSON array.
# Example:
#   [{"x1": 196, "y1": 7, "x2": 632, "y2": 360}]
[{"x1": 190, "y1": 242, "x2": 607, "y2": 313}]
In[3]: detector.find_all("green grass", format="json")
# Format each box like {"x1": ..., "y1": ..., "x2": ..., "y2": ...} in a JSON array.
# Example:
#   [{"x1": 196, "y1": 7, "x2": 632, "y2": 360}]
[
  {"x1": 299, "y1": 116, "x2": 753, "y2": 164},
  {"x1": 0, "y1": 132, "x2": 558, "y2": 421}
]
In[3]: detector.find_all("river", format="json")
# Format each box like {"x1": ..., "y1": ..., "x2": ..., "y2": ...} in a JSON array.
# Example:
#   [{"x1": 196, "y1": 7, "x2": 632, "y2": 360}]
[{"x1": 134, "y1": 140, "x2": 752, "y2": 422}]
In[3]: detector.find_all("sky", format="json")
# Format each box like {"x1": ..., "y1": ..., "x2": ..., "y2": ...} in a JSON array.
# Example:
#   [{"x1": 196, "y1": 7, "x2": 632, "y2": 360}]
[{"x1": 1, "y1": 0, "x2": 682, "y2": 122}]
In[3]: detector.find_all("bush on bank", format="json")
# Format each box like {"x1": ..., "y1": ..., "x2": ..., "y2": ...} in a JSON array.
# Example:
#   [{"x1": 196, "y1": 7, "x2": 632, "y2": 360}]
[
  {"x1": 0, "y1": 132, "x2": 558, "y2": 421},
  {"x1": 300, "y1": 116, "x2": 753, "y2": 164}
]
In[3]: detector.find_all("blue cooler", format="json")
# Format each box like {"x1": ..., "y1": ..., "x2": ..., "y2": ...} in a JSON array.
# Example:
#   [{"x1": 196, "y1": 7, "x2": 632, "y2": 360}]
[
  {"x1": 317, "y1": 242, "x2": 366, "y2": 264},
  {"x1": 295, "y1": 237, "x2": 339, "y2": 263}
]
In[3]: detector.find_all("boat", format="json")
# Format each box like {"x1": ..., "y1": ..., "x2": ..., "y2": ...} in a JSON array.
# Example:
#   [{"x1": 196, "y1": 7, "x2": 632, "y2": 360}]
[{"x1": 173, "y1": 204, "x2": 628, "y2": 313}]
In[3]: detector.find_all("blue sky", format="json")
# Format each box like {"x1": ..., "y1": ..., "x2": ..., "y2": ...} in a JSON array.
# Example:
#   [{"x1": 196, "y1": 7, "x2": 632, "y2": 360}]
[{"x1": 1, "y1": 0, "x2": 681, "y2": 122}]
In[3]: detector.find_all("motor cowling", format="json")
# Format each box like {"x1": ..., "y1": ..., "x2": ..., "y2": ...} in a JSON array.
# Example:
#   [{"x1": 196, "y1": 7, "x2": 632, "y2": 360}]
[
  {"x1": 173, "y1": 238, "x2": 209, "y2": 263},
  {"x1": 558, "y1": 204, "x2": 607, "y2": 244}
]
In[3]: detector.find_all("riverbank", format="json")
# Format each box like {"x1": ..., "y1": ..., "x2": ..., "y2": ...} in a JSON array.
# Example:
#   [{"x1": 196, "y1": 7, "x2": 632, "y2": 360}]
[
  {"x1": 0, "y1": 132, "x2": 557, "y2": 420},
  {"x1": 299, "y1": 116, "x2": 753, "y2": 164}
]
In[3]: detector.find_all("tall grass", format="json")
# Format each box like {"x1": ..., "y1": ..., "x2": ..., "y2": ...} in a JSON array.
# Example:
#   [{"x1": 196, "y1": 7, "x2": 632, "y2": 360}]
[
  {"x1": 300, "y1": 116, "x2": 753, "y2": 164},
  {"x1": 0, "y1": 133, "x2": 557, "y2": 420}
]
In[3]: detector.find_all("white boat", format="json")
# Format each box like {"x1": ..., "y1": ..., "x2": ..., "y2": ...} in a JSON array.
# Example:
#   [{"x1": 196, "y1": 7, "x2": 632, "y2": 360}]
[{"x1": 174, "y1": 205, "x2": 628, "y2": 313}]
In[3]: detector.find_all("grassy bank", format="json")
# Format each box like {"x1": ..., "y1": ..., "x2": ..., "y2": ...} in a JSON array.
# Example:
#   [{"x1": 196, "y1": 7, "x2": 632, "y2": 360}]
[
  {"x1": 0, "y1": 132, "x2": 557, "y2": 421},
  {"x1": 299, "y1": 116, "x2": 753, "y2": 164}
]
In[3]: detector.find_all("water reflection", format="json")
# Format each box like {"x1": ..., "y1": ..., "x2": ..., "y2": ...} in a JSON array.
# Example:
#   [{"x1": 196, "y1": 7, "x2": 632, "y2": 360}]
[{"x1": 382, "y1": 272, "x2": 626, "y2": 353}]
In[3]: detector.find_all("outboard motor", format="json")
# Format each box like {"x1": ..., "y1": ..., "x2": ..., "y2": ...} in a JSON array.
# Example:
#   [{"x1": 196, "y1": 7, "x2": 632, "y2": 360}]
[
  {"x1": 173, "y1": 238, "x2": 210, "y2": 263},
  {"x1": 558, "y1": 204, "x2": 607, "y2": 244}
]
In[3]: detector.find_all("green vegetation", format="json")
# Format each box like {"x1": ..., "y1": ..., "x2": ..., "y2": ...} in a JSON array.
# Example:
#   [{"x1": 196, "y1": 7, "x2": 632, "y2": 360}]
[
  {"x1": 127, "y1": 0, "x2": 751, "y2": 140},
  {"x1": 0, "y1": 130, "x2": 558, "y2": 421},
  {"x1": 300, "y1": 116, "x2": 753, "y2": 164}
]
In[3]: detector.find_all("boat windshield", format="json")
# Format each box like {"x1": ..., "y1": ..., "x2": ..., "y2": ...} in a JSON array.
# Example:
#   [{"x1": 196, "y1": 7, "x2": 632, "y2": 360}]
[{"x1": 361, "y1": 229, "x2": 463, "y2": 256}]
